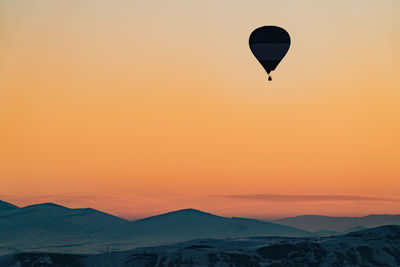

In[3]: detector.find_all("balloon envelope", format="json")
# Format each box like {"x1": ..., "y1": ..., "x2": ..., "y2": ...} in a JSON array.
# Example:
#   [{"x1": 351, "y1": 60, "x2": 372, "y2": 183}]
[{"x1": 249, "y1": 26, "x2": 291, "y2": 77}]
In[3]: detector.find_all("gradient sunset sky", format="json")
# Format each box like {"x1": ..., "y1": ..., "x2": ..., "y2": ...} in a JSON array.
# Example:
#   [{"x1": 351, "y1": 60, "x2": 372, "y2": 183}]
[{"x1": 1, "y1": 1, "x2": 399, "y2": 219}]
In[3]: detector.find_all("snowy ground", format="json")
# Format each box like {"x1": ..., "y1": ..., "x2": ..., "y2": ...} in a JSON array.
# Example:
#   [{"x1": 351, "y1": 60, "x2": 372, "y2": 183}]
[{"x1": 1, "y1": 225, "x2": 399, "y2": 267}]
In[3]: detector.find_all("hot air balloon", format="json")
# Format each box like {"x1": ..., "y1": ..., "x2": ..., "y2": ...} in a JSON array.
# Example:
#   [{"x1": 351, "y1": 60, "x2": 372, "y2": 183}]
[{"x1": 249, "y1": 26, "x2": 291, "y2": 81}]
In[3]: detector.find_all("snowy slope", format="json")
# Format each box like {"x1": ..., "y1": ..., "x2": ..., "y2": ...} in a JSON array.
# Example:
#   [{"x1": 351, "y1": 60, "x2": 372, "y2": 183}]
[{"x1": 1, "y1": 225, "x2": 399, "y2": 267}]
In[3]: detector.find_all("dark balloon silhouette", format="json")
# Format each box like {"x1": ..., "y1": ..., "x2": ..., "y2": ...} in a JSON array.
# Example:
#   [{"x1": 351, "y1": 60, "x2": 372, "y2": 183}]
[{"x1": 249, "y1": 26, "x2": 291, "y2": 81}]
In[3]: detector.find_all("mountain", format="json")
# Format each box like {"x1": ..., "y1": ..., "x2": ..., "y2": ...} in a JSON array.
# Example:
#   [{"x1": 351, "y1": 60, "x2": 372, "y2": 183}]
[
  {"x1": 0, "y1": 202, "x2": 135, "y2": 256},
  {"x1": 313, "y1": 226, "x2": 368, "y2": 237},
  {"x1": 1, "y1": 225, "x2": 399, "y2": 266},
  {"x1": 130, "y1": 208, "x2": 314, "y2": 244},
  {"x1": 0, "y1": 203, "x2": 312, "y2": 256},
  {"x1": 271, "y1": 214, "x2": 400, "y2": 232},
  {"x1": 312, "y1": 230, "x2": 340, "y2": 237},
  {"x1": 342, "y1": 225, "x2": 368, "y2": 233},
  {"x1": 0, "y1": 202, "x2": 132, "y2": 236},
  {"x1": 0, "y1": 200, "x2": 19, "y2": 212}
]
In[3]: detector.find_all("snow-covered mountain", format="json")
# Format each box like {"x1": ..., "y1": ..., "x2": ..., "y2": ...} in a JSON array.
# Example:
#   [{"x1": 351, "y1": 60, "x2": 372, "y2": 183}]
[
  {"x1": 271, "y1": 214, "x2": 400, "y2": 233},
  {"x1": 0, "y1": 202, "x2": 312, "y2": 256},
  {"x1": 1, "y1": 225, "x2": 399, "y2": 266}
]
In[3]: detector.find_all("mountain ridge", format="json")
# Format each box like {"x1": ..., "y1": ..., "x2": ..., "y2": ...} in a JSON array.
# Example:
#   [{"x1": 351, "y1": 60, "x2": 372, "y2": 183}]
[
  {"x1": 271, "y1": 214, "x2": 400, "y2": 232},
  {"x1": 133, "y1": 208, "x2": 217, "y2": 222},
  {"x1": 0, "y1": 200, "x2": 19, "y2": 212}
]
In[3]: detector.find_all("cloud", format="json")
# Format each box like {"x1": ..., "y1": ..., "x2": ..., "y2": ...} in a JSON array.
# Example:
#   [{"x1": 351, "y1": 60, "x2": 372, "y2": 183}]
[{"x1": 216, "y1": 194, "x2": 400, "y2": 202}]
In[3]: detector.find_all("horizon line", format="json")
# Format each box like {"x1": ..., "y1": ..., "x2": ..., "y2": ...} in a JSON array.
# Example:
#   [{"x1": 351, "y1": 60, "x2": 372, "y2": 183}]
[{"x1": 2, "y1": 198, "x2": 399, "y2": 221}]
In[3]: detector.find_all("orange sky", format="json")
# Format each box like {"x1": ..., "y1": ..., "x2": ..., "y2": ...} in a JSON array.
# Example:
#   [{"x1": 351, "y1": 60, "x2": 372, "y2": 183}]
[{"x1": 1, "y1": 1, "x2": 400, "y2": 219}]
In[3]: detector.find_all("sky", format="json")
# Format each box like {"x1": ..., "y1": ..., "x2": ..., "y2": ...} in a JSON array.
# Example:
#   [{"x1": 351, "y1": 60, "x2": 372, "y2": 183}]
[{"x1": 1, "y1": 0, "x2": 400, "y2": 219}]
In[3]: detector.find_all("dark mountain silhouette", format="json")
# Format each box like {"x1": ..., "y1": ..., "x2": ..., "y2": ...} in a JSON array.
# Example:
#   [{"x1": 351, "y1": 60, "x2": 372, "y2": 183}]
[
  {"x1": 0, "y1": 202, "x2": 134, "y2": 255},
  {"x1": 0, "y1": 200, "x2": 19, "y2": 212},
  {"x1": 0, "y1": 202, "x2": 132, "y2": 235},
  {"x1": 271, "y1": 214, "x2": 400, "y2": 232},
  {"x1": 312, "y1": 226, "x2": 368, "y2": 237}
]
